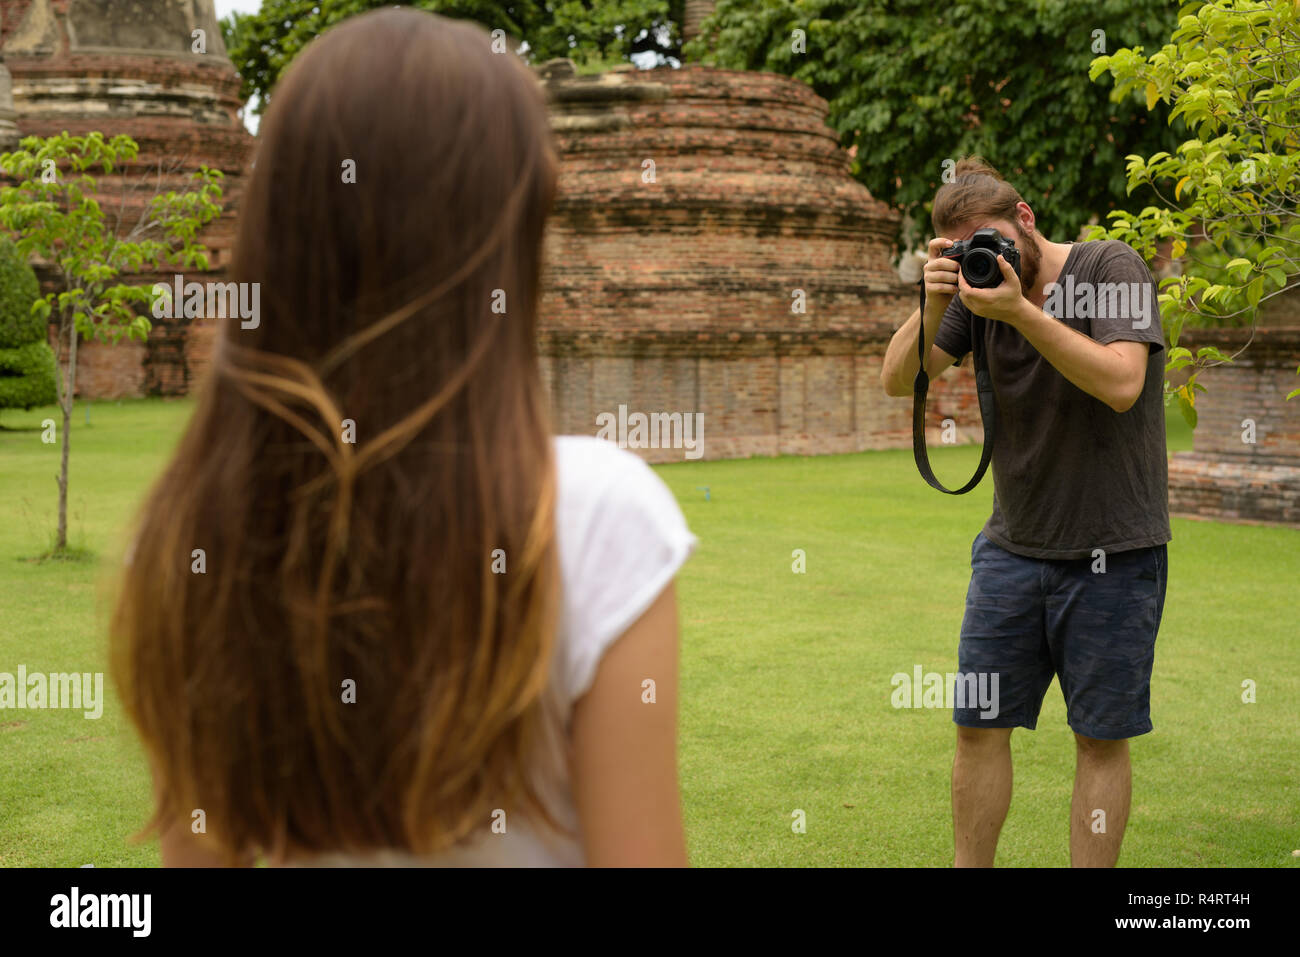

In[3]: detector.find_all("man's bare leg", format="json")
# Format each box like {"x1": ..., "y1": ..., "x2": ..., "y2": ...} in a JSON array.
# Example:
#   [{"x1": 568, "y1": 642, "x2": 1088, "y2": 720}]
[
  {"x1": 952, "y1": 726, "x2": 1013, "y2": 867},
  {"x1": 1071, "y1": 734, "x2": 1131, "y2": 867}
]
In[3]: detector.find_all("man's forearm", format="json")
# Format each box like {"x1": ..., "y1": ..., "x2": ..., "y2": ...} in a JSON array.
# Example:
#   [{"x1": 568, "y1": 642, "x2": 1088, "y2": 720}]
[
  {"x1": 881, "y1": 303, "x2": 946, "y2": 396},
  {"x1": 1010, "y1": 299, "x2": 1142, "y2": 412}
]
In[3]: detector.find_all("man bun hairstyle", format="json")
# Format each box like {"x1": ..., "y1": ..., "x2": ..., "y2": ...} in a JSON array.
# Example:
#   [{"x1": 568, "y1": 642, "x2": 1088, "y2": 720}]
[{"x1": 932, "y1": 156, "x2": 1027, "y2": 237}]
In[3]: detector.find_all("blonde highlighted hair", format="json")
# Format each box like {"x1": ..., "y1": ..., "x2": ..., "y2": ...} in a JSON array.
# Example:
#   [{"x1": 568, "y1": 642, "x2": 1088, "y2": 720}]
[{"x1": 111, "y1": 8, "x2": 567, "y2": 862}]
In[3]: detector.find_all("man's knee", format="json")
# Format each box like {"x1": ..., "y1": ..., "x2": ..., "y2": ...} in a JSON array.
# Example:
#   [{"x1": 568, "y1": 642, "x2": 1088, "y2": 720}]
[
  {"x1": 1074, "y1": 733, "x2": 1129, "y2": 761},
  {"x1": 955, "y1": 725, "x2": 1013, "y2": 754}
]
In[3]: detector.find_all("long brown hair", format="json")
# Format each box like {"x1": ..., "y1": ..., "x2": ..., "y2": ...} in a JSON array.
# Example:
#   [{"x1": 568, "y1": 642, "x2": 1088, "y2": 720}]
[{"x1": 111, "y1": 8, "x2": 564, "y2": 862}]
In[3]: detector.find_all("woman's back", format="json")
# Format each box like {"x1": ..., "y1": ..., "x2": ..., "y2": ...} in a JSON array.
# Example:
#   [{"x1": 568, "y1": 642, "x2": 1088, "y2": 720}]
[
  {"x1": 287, "y1": 437, "x2": 695, "y2": 867},
  {"x1": 111, "y1": 9, "x2": 693, "y2": 868}
]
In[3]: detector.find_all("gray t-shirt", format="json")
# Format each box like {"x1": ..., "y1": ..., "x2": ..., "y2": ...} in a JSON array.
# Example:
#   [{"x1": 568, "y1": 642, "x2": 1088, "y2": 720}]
[{"x1": 932, "y1": 239, "x2": 1171, "y2": 559}]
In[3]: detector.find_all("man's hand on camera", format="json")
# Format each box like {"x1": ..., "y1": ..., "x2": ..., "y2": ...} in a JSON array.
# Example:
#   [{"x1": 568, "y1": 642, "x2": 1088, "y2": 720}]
[
  {"x1": 957, "y1": 255, "x2": 1028, "y2": 325},
  {"x1": 923, "y1": 237, "x2": 960, "y2": 315}
]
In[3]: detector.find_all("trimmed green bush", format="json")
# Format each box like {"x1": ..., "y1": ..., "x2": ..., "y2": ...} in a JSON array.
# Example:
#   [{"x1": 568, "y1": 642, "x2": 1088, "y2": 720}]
[
  {"x1": 0, "y1": 237, "x2": 57, "y2": 411},
  {"x1": 0, "y1": 237, "x2": 43, "y2": 349},
  {"x1": 0, "y1": 340, "x2": 58, "y2": 410}
]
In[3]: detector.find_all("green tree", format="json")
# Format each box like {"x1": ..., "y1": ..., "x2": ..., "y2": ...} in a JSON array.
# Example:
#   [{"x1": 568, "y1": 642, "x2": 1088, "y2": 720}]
[
  {"x1": 0, "y1": 236, "x2": 57, "y2": 416},
  {"x1": 221, "y1": 0, "x2": 685, "y2": 117},
  {"x1": 1089, "y1": 0, "x2": 1300, "y2": 419},
  {"x1": 0, "y1": 133, "x2": 223, "y2": 554},
  {"x1": 689, "y1": 0, "x2": 1185, "y2": 248}
]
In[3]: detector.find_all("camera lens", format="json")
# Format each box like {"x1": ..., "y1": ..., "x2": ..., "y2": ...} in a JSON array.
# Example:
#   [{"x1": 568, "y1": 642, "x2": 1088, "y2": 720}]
[{"x1": 962, "y1": 248, "x2": 1000, "y2": 288}]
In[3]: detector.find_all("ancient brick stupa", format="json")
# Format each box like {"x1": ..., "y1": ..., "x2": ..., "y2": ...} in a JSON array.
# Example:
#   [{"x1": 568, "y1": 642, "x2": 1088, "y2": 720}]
[
  {"x1": 536, "y1": 61, "x2": 978, "y2": 460},
  {"x1": 0, "y1": 1, "x2": 981, "y2": 462},
  {"x1": 0, "y1": 0, "x2": 253, "y2": 396}
]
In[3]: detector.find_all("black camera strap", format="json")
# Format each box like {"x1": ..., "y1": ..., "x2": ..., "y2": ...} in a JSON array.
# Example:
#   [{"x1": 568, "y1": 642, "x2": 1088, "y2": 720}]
[{"x1": 911, "y1": 280, "x2": 997, "y2": 494}]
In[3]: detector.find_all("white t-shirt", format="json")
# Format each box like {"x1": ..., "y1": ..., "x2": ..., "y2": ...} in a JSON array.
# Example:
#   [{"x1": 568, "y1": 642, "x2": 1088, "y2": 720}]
[{"x1": 291, "y1": 436, "x2": 696, "y2": 867}]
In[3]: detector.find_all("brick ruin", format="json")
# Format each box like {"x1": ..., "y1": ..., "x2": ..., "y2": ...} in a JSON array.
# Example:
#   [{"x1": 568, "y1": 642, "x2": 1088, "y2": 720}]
[
  {"x1": 0, "y1": 2, "x2": 1292, "y2": 525},
  {"x1": 1167, "y1": 295, "x2": 1300, "y2": 527},
  {"x1": 0, "y1": 0, "x2": 979, "y2": 460},
  {"x1": 0, "y1": 0, "x2": 251, "y2": 397},
  {"x1": 536, "y1": 61, "x2": 977, "y2": 460}
]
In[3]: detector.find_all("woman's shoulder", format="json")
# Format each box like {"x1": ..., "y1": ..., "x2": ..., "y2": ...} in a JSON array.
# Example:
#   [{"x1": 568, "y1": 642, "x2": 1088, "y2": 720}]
[
  {"x1": 554, "y1": 432, "x2": 665, "y2": 470},
  {"x1": 552, "y1": 434, "x2": 695, "y2": 553},
  {"x1": 554, "y1": 433, "x2": 646, "y2": 480},
  {"x1": 553, "y1": 435, "x2": 683, "y2": 515},
  {"x1": 549, "y1": 436, "x2": 696, "y2": 703}
]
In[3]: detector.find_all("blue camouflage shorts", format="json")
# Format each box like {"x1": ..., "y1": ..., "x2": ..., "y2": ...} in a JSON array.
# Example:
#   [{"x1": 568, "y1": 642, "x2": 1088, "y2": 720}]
[{"x1": 953, "y1": 530, "x2": 1167, "y2": 740}]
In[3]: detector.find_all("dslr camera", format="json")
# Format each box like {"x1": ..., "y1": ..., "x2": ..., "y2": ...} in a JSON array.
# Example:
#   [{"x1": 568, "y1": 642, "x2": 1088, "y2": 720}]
[{"x1": 943, "y1": 228, "x2": 1021, "y2": 288}]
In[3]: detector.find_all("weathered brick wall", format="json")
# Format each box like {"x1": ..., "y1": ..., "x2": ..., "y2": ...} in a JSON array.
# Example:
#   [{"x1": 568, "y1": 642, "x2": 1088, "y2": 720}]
[
  {"x1": 539, "y1": 330, "x2": 979, "y2": 463},
  {"x1": 1, "y1": 0, "x2": 251, "y2": 398},
  {"x1": 0, "y1": 0, "x2": 36, "y2": 46},
  {"x1": 6, "y1": 14, "x2": 980, "y2": 461},
  {"x1": 1180, "y1": 328, "x2": 1300, "y2": 460},
  {"x1": 537, "y1": 64, "x2": 978, "y2": 460},
  {"x1": 1168, "y1": 326, "x2": 1300, "y2": 526},
  {"x1": 1167, "y1": 454, "x2": 1300, "y2": 527}
]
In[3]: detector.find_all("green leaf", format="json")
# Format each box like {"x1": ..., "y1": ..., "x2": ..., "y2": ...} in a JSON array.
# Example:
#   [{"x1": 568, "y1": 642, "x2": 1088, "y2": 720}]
[{"x1": 1246, "y1": 275, "x2": 1264, "y2": 308}]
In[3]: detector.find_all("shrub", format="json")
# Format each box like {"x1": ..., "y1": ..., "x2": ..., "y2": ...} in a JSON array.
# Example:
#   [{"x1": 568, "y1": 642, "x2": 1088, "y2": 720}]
[
  {"x1": 0, "y1": 339, "x2": 59, "y2": 410},
  {"x1": 0, "y1": 237, "x2": 57, "y2": 411}
]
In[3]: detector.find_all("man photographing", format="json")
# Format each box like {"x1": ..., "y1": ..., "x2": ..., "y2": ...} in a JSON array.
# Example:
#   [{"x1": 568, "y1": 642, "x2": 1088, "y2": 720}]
[{"x1": 880, "y1": 157, "x2": 1171, "y2": 867}]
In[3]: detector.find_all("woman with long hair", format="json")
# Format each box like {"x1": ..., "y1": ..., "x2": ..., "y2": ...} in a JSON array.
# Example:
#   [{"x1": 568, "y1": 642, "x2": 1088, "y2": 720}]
[{"x1": 110, "y1": 8, "x2": 694, "y2": 867}]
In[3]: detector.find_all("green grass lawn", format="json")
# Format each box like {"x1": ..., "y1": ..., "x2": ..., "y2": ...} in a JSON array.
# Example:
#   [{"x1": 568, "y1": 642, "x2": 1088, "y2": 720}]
[{"x1": 1, "y1": 398, "x2": 1296, "y2": 867}]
